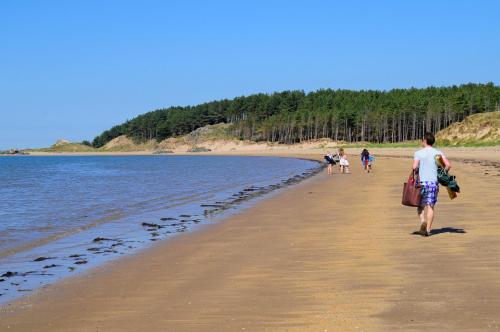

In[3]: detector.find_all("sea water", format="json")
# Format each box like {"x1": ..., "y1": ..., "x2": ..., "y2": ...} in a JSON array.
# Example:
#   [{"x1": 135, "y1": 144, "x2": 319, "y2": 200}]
[{"x1": 0, "y1": 155, "x2": 320, "y2": 303}]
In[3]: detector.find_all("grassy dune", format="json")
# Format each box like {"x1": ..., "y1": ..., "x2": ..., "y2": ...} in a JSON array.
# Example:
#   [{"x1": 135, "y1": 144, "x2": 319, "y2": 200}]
[{"x1": 436, "y1": 111, "x2": 500, "y2": 146}]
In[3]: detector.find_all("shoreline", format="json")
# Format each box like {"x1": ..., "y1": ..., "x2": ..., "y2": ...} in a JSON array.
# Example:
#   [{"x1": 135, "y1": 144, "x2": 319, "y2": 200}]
[
  {"x1": 0, "y1": 155, "x2": 324, "y2": 306},
  {"x1": 0, "y1": 155, "x2": 323, "y2": 257},
  {"x1": 1, "y1": 149, "x2": 500, "y2": 331},
  {"x1": 11, "y1": 143, "x2": 500, "y2": 160}
]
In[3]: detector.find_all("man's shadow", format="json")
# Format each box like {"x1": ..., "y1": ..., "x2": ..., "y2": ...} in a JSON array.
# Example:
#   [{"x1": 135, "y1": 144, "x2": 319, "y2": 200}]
[{"x1": 411, "y1": 227, "x2": 466, "y2": 237}]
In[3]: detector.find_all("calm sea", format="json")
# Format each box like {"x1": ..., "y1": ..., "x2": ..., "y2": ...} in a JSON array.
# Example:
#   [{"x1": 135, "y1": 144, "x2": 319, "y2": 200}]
[{"x1": 0, "y1": 155, "x2": 320, "y2": 303}]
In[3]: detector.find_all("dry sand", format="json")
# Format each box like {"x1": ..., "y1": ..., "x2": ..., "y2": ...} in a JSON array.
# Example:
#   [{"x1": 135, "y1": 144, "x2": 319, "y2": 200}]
[{"x1": 1, "y1": 149, "x2": 500, "y2": 331}]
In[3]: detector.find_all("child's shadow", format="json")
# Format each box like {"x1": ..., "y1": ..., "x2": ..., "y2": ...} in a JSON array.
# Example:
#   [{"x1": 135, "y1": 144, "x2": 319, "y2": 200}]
[{"x1": 411, "y1": 227, "x2": 466, "y2": 237}]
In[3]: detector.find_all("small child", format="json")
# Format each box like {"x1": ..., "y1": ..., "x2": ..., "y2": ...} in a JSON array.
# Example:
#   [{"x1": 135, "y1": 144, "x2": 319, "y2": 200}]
[
  {"x1": 361, "y1": 149, "x2": 371, "y2": 173},
  {"x1": 338, "y1": 148, "x2": 350, "y2": 174},
  {"x1": 324, "y1": 151, "x2": 335, "y2": 174},
  {"x1": 368, "y1": 154, "x2": 374, "y2": 171}
]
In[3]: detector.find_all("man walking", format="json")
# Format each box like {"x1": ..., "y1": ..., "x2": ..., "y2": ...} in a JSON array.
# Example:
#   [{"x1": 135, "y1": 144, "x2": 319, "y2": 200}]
[{"x1": 413, "y1": 132, "x2": 451, "y2": 236}]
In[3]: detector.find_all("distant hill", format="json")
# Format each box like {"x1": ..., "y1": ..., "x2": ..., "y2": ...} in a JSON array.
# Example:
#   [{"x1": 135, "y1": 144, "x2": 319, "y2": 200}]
[
  {"x1": 29, "y1": 139, "x2": 96, "y2": 153},
  {"x1": 91, "y1": 83, "x2": 500, "y2": 147},
  {"x1": 100, "y1": 123, "x2": 235, "y2": 152},
  {"x1": 436, "y1": 111, "x2": 500, "y2": 145}
]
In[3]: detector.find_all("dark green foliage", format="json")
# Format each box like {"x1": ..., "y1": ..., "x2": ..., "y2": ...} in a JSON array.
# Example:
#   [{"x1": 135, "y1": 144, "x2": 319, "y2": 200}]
[
  {"x1": 81, "y1": 140, "x2": 92, "y2": 146},
  {"x1": 92, "y1": 83, "x2": 500, "y2": 147}
]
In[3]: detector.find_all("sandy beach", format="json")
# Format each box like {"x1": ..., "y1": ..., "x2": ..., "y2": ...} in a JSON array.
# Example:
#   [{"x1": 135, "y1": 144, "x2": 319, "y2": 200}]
[
  {"x1": 1, "y1": 148, "x2": 500, "y2": 331},
  {"x1": 3, "y1": 0, "x2": 498, "y2": 330}
]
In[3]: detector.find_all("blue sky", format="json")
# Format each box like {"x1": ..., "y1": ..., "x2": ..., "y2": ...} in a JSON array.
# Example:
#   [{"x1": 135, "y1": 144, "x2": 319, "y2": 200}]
[{"x1": 1, "y1": 0, "x2": 499, "y2": 149}]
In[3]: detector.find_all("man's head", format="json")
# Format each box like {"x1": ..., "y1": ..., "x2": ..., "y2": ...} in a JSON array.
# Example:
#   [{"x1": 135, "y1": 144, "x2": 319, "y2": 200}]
[{"x1": 422, "y1": 132, "x2": 435, "y2": 147}]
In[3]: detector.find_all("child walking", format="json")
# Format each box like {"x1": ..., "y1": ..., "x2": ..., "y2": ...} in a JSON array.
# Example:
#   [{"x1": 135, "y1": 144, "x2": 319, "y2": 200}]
[
  {"x1": 324, "y1": 151, "x2": 336, "y2": 174},
  {"x1": 361, "y1": 149, "x2": 371, "y2": 173},
  {"x1": 338, "y1": 148, "x2": 350, "y2": 174}
]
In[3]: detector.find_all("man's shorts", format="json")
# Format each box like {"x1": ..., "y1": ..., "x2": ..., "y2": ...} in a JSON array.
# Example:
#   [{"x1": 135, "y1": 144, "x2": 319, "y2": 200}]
[{"x1": 420, "y1": 181, "x2": 439, "y2": 207}]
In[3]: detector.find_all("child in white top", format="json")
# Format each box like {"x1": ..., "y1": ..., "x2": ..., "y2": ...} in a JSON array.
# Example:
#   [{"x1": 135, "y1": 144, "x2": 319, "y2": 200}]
[{"x1": 338, "y1": 148, "x2": 350, "y2": 174}]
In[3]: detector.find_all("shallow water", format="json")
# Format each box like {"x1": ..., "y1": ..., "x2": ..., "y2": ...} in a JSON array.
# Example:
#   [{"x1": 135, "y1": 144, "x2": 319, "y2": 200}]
[{"x1": 0, "y1": 155, "x2": 321, "y2": 303}]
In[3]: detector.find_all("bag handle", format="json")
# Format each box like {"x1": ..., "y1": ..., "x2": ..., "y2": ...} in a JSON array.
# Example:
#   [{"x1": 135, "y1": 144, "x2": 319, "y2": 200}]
[{"x1": 408, "y1": 169, "x2": 420, "y2": 186}]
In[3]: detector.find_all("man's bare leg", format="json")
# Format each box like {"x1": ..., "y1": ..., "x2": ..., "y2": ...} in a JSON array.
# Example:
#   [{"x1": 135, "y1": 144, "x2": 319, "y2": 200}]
[
  {"x1": 417, "y1": 206, "x2": 427, "y2": 234},
  {"x1": 426, "y1": 205, "x2": 435, "y2": 233}
]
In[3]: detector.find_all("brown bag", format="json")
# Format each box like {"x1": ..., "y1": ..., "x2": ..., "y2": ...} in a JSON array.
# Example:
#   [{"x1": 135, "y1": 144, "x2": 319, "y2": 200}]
[{"x1": 402, "y1": 170, "x2": 422, "y2": 207}]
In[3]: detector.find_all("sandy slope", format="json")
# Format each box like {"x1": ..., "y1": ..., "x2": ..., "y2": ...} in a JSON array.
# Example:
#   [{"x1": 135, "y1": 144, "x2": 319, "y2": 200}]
[
  {"x1": 436, "y1": 111, "x2": 500, "y2": 144},
  {"x1": 1, "y1": 152, "x2": 500, "y2": 331}
]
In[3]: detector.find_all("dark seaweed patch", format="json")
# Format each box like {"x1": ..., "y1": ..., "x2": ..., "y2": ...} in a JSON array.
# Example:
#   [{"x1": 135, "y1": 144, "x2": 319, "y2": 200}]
[
  {"x1": 33, "y1": 257, "x2": 55, "y2": 262},
  {"x1": 69, "y1": 254, "x2": 85, "y2": 258},
  {"x1": 93, "y1": 237, "x2": 114, "y2": 242},
  {"x1": 43, "y1": 264, "x2": 60, "y2": 269},
  {"x1": 141, "y1": 222, "x2": 164, "y2": 229},
  {"x1": 1, "y1": 271, "x2": 18, "y2": 278}
]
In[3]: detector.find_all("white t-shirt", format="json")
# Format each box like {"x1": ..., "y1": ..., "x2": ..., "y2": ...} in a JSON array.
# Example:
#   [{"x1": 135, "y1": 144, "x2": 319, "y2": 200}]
[{"x1": 414, "y1": 147, "x2": 444, "y2": 182}]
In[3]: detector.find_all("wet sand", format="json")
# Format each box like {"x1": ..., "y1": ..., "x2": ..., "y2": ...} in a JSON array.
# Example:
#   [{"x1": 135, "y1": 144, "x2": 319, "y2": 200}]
[{"x1": 1, "y1": 151, "x2": 500, "y2": 331}]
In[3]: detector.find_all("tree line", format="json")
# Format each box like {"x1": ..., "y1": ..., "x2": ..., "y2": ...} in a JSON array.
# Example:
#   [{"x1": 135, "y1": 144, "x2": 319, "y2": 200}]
[{"x1": 92, "y1": 83, "x2": 500, "y2": 147}]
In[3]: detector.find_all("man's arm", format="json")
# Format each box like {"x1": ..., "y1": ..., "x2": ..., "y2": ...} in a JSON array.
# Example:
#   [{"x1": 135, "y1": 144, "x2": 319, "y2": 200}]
[{"x1": 412, "y1": 158, "x2": 419, "y2": 171}]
